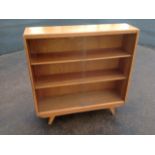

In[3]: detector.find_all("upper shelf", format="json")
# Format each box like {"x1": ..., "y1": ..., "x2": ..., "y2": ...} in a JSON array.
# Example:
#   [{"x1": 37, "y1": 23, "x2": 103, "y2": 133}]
[
  {"x1": 31, "y1": 48, "x2": 131, "y2": 65},
  {"x1": 24, "y1": 23, "x2": 139, "y2": 39}
]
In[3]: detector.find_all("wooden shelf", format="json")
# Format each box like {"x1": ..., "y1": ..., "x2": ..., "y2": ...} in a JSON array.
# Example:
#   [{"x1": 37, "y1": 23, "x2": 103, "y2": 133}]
[
  {"x1": 35, "y1": 70, "x2": 126, "y2": 89},
  {"x1": 31, "y1": 48, "x2": 131, "y2": 65},
  {"x1": 24, "y1": 24, "x2": 139, "y2": 124},
  {"x1": 38, "y1": 90, "x2": 124, "y2": 116}
]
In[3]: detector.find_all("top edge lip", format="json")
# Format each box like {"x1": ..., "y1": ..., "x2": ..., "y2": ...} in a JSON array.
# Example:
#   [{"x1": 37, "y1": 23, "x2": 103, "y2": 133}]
[{"x1": 23, "y1": 23, "x2": 139, "y2": 39}]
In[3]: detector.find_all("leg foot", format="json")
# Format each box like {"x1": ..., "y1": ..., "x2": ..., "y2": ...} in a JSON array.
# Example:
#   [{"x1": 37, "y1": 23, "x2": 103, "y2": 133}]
[
  {"x1": 110, "y1": 108, "x2": 116, "y2": 115},
  {"x1": 48, "y1": 116, "x2": 55, "y2": 125}
]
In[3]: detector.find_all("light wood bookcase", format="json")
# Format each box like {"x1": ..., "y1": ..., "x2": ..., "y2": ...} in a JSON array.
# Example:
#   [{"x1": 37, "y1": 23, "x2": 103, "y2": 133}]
[{"x1": 23, "y1": 24, "x2": 139, "y2": 125}]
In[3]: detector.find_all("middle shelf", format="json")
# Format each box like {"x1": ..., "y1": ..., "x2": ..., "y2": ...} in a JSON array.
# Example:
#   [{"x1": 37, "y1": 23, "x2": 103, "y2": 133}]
[{"x1": 34, "y1": 69, "x2": 126, "y2": 89}]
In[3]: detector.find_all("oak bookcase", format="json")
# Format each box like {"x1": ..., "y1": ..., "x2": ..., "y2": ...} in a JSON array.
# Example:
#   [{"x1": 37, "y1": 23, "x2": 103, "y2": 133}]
[{"x1": 23, "y1": 24, "x2": 139, "y2": 125}]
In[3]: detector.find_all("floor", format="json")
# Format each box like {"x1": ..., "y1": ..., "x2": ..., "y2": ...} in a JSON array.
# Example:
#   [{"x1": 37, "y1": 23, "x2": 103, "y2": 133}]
[{"x1": 0, "y1": 45, "x2": 155, "y2": 134}]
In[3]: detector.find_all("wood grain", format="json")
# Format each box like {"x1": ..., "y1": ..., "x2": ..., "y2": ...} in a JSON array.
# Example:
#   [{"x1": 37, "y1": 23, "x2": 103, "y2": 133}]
[
  {"x1": 33, "y1": 59, "x2": 120, "y2": 76},
  {"x1": 31, "y1": 48, "x2": 131, "y2": 65},
  {"x1": 35, "y1": 69, "x2": 126, "y2": 89},
  {"x1": 24, "y1": 23, "x2": 139, "y2": 39},
  {"x1": 29, "y1": 35, "x2": 123, "y2": 53},
  {"x1": 38, "y1": 90, "x2": 124, "y2": 117}
]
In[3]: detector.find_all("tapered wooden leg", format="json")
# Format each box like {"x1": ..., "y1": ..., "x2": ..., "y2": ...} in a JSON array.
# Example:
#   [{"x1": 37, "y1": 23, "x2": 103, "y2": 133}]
[
  {"x1": 48, "y1": 116, "x2": 55, "y2": 125},
  {"x1": 110, "y1": 108, "x2": 116, "y2": 115}
]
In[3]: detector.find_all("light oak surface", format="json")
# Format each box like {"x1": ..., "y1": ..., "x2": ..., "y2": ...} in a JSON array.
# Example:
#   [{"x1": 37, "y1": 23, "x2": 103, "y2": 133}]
[{"x1": 24, "y1": 23, "x2": 139, "y2": 39}]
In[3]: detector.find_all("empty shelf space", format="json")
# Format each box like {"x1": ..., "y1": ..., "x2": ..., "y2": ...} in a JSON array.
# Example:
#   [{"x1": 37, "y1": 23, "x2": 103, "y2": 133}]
[
  {"x1": 38, "y1": 90, "x2": 124, "y2": 115},
  {"x1": 34, "y1": 70, "x2": 126, "y2": 89},
  {"x1": 31, "y1": 48, "x2": 131, "y2": 65}
]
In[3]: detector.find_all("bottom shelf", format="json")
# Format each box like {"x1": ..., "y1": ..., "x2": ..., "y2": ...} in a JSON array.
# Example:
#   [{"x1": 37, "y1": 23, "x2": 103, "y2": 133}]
[{"x1": 38, "y1": 90, "x2": 124, "y2": 117}]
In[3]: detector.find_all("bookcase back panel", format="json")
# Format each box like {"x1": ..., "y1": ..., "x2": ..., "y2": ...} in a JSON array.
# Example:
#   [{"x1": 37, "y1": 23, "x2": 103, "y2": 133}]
[
  {"x1": 119, "y1": 58, "x2": 131, "y2": 75},
  {"x1": 36, "y1": 81, "x2": 119, "y2": 98},
  {"x1": 28, "y1": 35, "x2": 124, "y2": 54},
  {"x1": 33, "y1": 59, "x2": 120, "y2": 76}
]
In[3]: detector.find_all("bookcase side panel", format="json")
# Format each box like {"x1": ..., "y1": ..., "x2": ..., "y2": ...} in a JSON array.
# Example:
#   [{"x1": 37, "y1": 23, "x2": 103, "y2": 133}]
[
  {"x1": 119, "y1": 32, "x2": 139, "y2": 101},
  {"x1": 24, "y1": 38, "x2": 39, "y2": 115}
]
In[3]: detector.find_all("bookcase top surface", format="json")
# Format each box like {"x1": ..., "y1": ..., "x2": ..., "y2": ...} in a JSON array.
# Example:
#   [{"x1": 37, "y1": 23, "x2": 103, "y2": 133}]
[{"x1": 24, "y1": 23, "x2": 139, "y2": 39}]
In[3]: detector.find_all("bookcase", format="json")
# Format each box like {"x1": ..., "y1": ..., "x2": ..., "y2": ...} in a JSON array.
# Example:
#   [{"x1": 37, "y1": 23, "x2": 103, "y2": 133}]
[{"x1": 23, "y1": 24, "x2": 139, "y2": 125}]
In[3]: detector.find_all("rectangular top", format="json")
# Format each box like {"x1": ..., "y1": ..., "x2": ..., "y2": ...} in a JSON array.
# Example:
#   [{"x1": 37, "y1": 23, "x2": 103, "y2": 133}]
[{"x1": 24, "y1": 23, "x2": 139, "y2": 39}]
